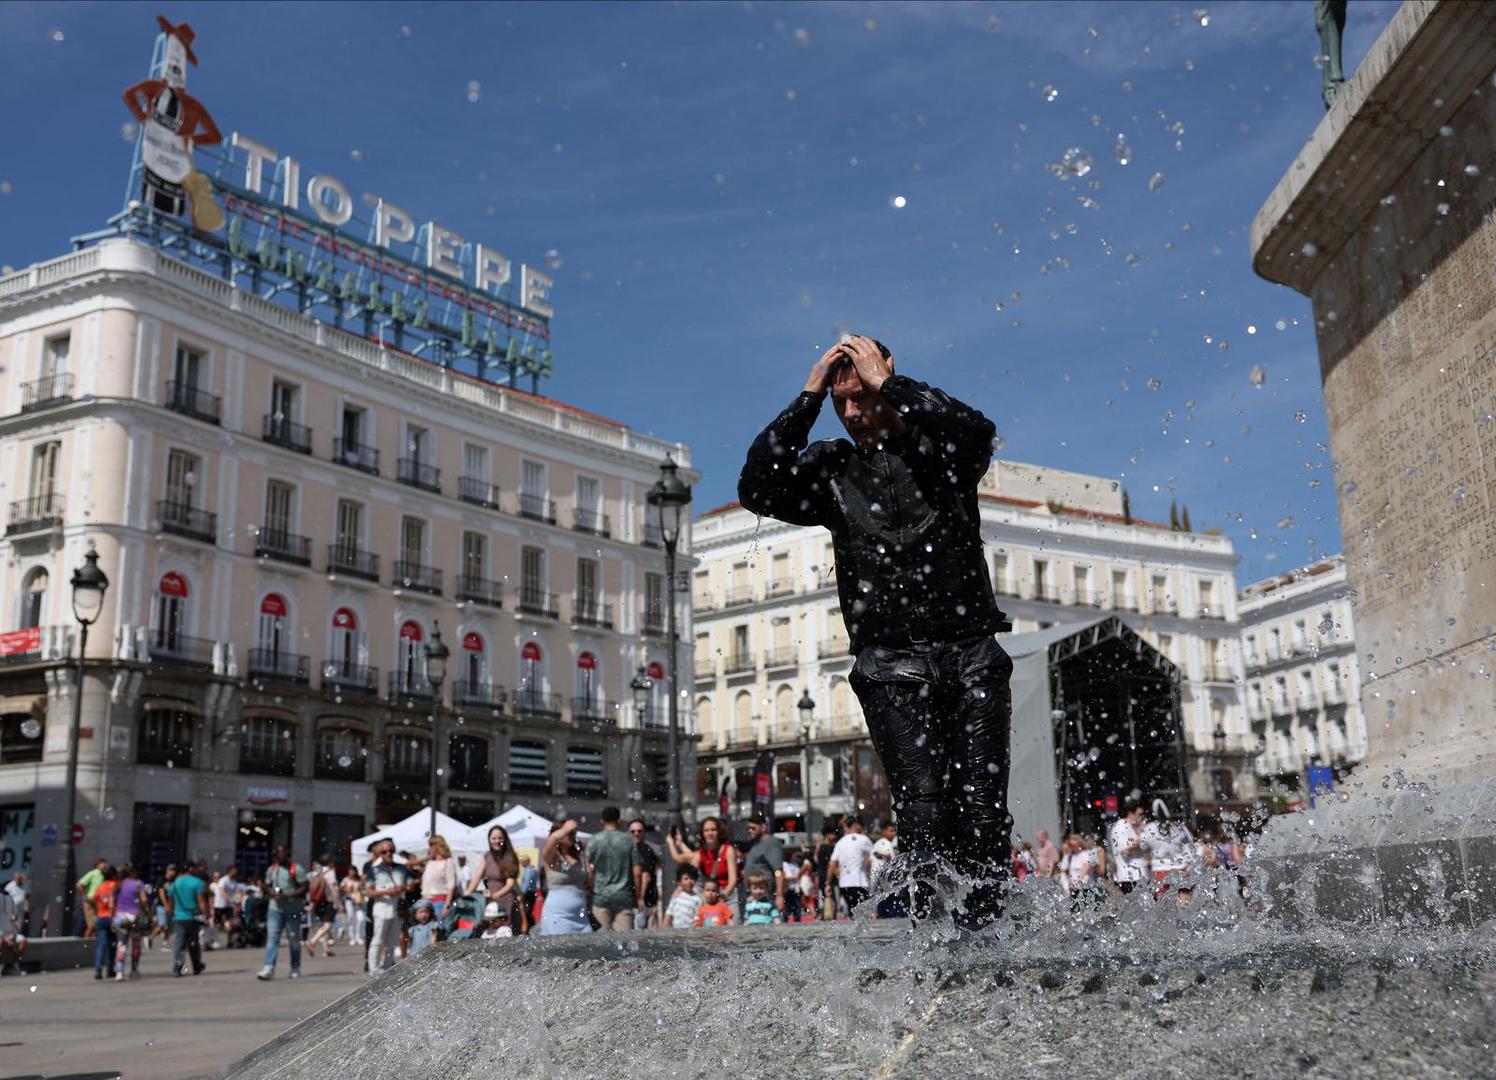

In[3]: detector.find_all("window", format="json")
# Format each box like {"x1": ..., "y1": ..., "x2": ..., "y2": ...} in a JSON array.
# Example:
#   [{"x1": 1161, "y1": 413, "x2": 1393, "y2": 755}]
[
  {"x1": 770, "y1": 552, "x2": 791, "y2": 593},
  {"x1": 400, "y1": 517, "x2": 427, "y2": 564},
  {"x1": 138, "y1": 708, "x2": 194, "y2": 767},
  {"x1": 509, "y1": 740, "x2": 551, "y2": 793},
  {"x1": 463, "y1": 532, "x2": 486, "y2": 579},
  {"x1": 462, "y1": 632, "x2": 485, "y2": 687},
  {"x1": 733, "y1": 625, "x2": 750, "y2": 666},
  {"x1": 270, "y1": 379, "x2": 297, "y2": 424},
  {"x1": 315, "y1": 724, "x2": 367, "y2": 781},
  {"x1": 19, "y1": 568, "x2": 48, "y2": 629},
  {"x1": 1072, "y1": 564, "x2": 1089, "y2": 604},
  {"x1": 1204, "y1": 638, "x2": 1222, "y2": 680},
  {"x1": 29, "y1": 442, "x2": 59, "y2": 499},
  {"x1": 1328, "y1": 662, "x2": 1343, "y2": 697},
  {"x1": 240, "y1": 715, "x2": 296, "y2": 777},
  {"x1": 1269, "y1": 628, "x2": 1283, "y2": 659},
  {"x1": 576, "y1": 557, "x2": 599, "y2": 619},
  {"x1": 397, "y1": 621, "x2": 426, "y2": 689},
  {"x1": 522, "y1": 546, "x2": 546, "y2": 595},
  {"x1": 265, "y1": 480, "x2": 295, "y2": 540},
  {"x1": 775, "y1": 760, "x2": 803, "y2": 798},
  {"x1": 521, "y1": 460, "x2": 545, "y2": 497},
  {"x1": 256, "y1": 593, "x2": 290, "y2": 659},
  {"x1": 576, "y1": 475, "x2": 601, "y2": 528},
  {"x1": 174, "y1": 345, "x2": 203, "y2": 392},
  {"x1": 566, "y1": 747, "x2": 606, "y2": 796},
  {"x1": 1200, "y1": 578, "x2": 1216, "y2": 615},
  {"x1": 1156, "y1": 633, "x2": 1173, "y2": 661},
  {"x1": 329, "y1": 608, "x2": 364, "y2": 673},
  {"x1": 336, "y1": 500, "x2": 363, "y2": 553},
  {"x1": 1245, "y1": 634, "x2": 1259, "y2": 665},
  {"x1": 449, "y1": 735, "x2": 491, "y2": 791},
  {"x1": 464, "y1": 443, "x2": 488, "y2": 482},
  {"x1": 1274, "y1": 675, "x2": 1289, "y2": 710},
  {"x1": 693, "y1": 571, "x2": 711, "y2": 606},
  {"x1": 1299, "y1": 670, "x2": 1315, "y2": 702},
  {"x1": 166, "y1": 449, "x2": 198, "y2": 508},
  {"x1": 1151, "y1": 573, "x2": 1170, "y2": 611},
  {"x1": 42, "y1": 334, "x2": 70, "y2": 378},
  {"x1": 384, "y1": 731, "x2": 432, "y2": 783},
  {"x1": 644, "y1": 572, "x2": 665, "y2": 629},
  {"x1": 696, "y1": 764, "x2": 718, "y2": 802},
  {"x1": 406, "y1": 424, "x2": 431, "y2": 465},
  {"x1": 1111, "y1": 569, "x2": 1129, "y2": 607},
  {"x1": 341, "y1": 405, "x2": 366, "y2": 447},
  {"x1": 1033, "y1": 560, "x2": 1049, "y2": 600},
  {"x1": 643, "y1": 752, "x2": 669, "y2": 802},
  {"x1": 154, "y1": 573, "x2": 189, "y2": 650},
  {"x1": 1293, "y1": 620, "x2": 1308, "y2": 651},
  {"x1": 0, "y1": 713, "x2": 43, "y2": 764}
]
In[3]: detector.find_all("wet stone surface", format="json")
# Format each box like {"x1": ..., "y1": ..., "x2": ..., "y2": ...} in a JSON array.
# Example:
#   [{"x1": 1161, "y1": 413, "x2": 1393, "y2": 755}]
[{"x1": 231, "y1": 914, "x2": 1496, "y2": 1079}]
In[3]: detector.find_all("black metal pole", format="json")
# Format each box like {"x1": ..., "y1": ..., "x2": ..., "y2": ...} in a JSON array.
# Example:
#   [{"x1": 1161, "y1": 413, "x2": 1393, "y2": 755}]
[
  {"x1": 664, "y1": 538, "x2": 682, "y2": 826},
  {"x1": 62, "y1": 622, "x2": 88, "y2": 936},
  {"x1": 429, "y1": 690, "x2": 442, "y2": 837}
]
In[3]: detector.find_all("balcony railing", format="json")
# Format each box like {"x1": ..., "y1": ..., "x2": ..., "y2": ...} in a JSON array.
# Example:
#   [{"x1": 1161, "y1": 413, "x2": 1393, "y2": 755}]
[
  {"x1": 247, "y1": 649, "x2": 310, "y2": 685},
  {"x1": 397, "y1": 458, "x2": 441, "y2": 493},
  {"x1": 254, "y1": 527, "x2": 312, "y2": 566},
  {"x1": 457, "y1": 574, "x2": 503, "y2": 608},
  {"x1": 818, "y1": 639, "x2": 850, "y2": 659},
  {"x1": 517, "y1": 492, "x2": 556, "y2": 524},
  {"x1": 158, "y1": 500, "x2": 216, "y2": 544},
  {"x1": 517, "y1": 587, "x2": 560, "y2": 619},
  {"x1": 763, "y1": 646, "x2": 798, "y2": 669},
  {"x1": 323, "y1": 661, "x2": 379, "y2": 695},
  {"x1": 239, "y1": 749, "x2": 296, "y2": 778},
  {"x1": 724, "y1": 585, "x2": 755, "y2": 608},
  {"x1": 20, "y1": 373, "x2": 73, "y2": 413},
  {"x1": 389, "y1": 670, "x2": 435, "y2": 702},
  {"x1": 450, "y1": 766, "x2": 494, "y2": 792},
  {"x1": 724, "y1": 653, "x2": 756, "y2": 676},
  {"x1": 513, "y1": 688, "x2": 563, "y2": 717},
  {"x1": 328, "y1": 544, "x2": 380, "y2": 582},
  {"x1": 572, "y1": 696, "x2": 618, "y2": 725},
  {"x1": 262, "y1": 414, "x2": 313, "y2": 454},
  {"x1": 164, "y1": 380, "x2": 221, "y2": 425},
  {"x1": 332, "y1": 437, "x2": 380, "y2": 475},
  {"x1": 572, "y1": 508, "x2": 611, "y2": 537},
  {"x1": 393, "y1": 559, "x2": 443, "y2": 596},
  {"x1": 458, "y1": 476, "x2": 502, "y2": 510},
  {"x1": 148, "y1": 632, "x2": 216, "y2": 669},
  {"x1": 694, "y1": 658, "x2": 716, "y2": 680},
  {"x1": 642, "y1": 521, "x2": 663, "y2": 548},
  {"x1": 572, "y1": 597, "x2": 613, "y2": 629},
  {"x1": 454, "y1": 680, "x2": 507, "y2": 710},
  {"x1": 642, "y1": 610, "x2": 668, "y2": 637},
  {"x1": 7, "y1": 493, "x2": 63, "y2": 536}
]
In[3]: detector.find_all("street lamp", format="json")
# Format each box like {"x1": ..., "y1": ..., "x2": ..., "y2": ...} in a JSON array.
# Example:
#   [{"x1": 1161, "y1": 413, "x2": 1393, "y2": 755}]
[
  {"x1": 63, "y1": 544, "x2": 108, "y2": 936},
  {"x1": 424, "y1": 622, "x2": 449, "y2": 837},
  {"x1": 797, "y1": 689, "x2": 815, "y2": 838},
  {"x1": 646, "y1": 456, "x2": 692, "y2": 825},
  {"x1": 630, "y1": 665, "x2": 652, "y2": 727}
]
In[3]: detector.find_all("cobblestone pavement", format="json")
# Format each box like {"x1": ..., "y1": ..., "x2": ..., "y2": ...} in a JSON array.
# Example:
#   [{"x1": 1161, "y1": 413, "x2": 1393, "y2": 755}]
[{"x1": 1, "y1": 938, "x2": 372, "y2": 1080}]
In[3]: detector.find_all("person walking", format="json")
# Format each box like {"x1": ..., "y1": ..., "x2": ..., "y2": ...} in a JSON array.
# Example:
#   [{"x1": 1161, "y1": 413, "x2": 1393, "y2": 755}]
[
  {"x1": 586, "y1": 807, "x2": 638, "y2": 932},
  {"x1": 1107, "y1": 801, "x2": 1151, "y2": 896},
  {"x1": 0, "y1": 883, "x2": 26, "y2": 974},
  {"x1": 739, "y1": 336, "x2": 1013, "y2": 929},
  {"x1": 147, "y1": 866, "x2": 175, "y2": 952},
  {"x1": 539, "y1": 819, "x2": 592, "y2": 935},
  {"x1": 829, "y1": 817, "x2": 875, "y2": 915},
  {"x1": 112, "y1": 865, "x2": 149, "y2": 980},
  {"x1": 304, "y1": 854, "x2": 340, "y2": 958},
  {"x1": 419, "y1": 836, "x2": 459, "y2": 920},
  {"x1": 339, "y1": 866, "x2": 366, "y2": 946},
  {"x1": 1035, "y1": 829, "x2": 1061, "y2": 880},
  {"x1": 75, "y1": 857, "x2": 108, "y2": 939},
  {"x1": 4, "y1": 873, "x2": 30, "y2": 938},
  {"x1": 665, "y1": 816, "x2": 738, "y2": 914},
  {"x1": 166, "y1": 861, "x2": 209, "y2": 976},
  {"x1": 628, "y1": 819, "x2": 661, "y2": 929},
  {"x1": 743, "y1": 815, "x2": 787, "y2": 915},
  {"x1": 256, "y1": 845, "x2": 307, "y2": 980},
  {"x1": 469, "y1": 825, "x2": 520, "y2": 933},
  {"x1": 91, "y1": 866, "x2": 118, "y2": 979},
  {"x1": 362, "y1": 838, "x2": 408, "y2": 975}
]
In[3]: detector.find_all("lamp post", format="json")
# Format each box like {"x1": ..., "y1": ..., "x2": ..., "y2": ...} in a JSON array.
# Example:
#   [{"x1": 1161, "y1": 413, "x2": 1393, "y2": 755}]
[
  {"x1": 424, "y1": 622, "x2": 449, "y2": 838},
  {"x1": 630, "y1": 665, "x2": 652, "y2": 727},
  {"x1": 646, "y1": 456, "x2": 692, "y2": 826},
  {"x1": 797, "y1": 689, "x2": 815, "y2": 839},
  {"x1": 1212, "y1": 723, "x2": 1227, "y2": 757},
  {"x1": 63, "y1": 545, "x2": 108, "y2": 936}
]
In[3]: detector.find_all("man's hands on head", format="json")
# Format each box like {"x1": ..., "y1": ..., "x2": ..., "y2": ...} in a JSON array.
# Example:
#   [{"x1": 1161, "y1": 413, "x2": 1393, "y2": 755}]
[
  {"x1": 804, "y1": 336, "x2": 893, "y2": 397},
  {"x1": 804, "y1": 345, "x2": 845, "y2": 397}
]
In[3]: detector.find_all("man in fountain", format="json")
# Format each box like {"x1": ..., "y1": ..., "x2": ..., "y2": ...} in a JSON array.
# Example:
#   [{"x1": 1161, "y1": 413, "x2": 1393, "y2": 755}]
[{"x1": 738, "y1": 335, "x2": 1012, "y2": 929}]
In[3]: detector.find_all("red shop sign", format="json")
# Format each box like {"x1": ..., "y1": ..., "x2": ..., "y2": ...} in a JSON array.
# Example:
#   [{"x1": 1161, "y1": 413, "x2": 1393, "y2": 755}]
[
  {"x1": 333, "y1": 607, "x2": 358, "y2": 630},
  {"x1": 462, "y1": 632, "x2": 484, "y2": 652},
  {"x1": 159, "y1": 572, "x2": 189, "y2": 598},
  {"x1": 260, "y1": 594, "x2": 287, "y2": 618},
  {"x1": 521, "y1": 641, "x2": 542, "y2": 662},
  {"x1": 577, "y1": 651, "x2": 596, "y2": 671},
  {"x1": 646, "y1": 661, "x2": 665, "y2": 680},
  {"x1": 399, "y1": 620, "x2": 423, "y2": 641}
]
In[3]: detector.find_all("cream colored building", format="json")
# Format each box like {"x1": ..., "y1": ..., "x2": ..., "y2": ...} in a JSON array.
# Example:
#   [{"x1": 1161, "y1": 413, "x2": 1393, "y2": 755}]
[
  {"x1": 690, "y1": 458, "x2": 1255, "y2": 834},
  {"x1": 0, "y1": 238, "x2": 694, "y2": 904},
  {"x1": 1238, "y1": 556, "x2": 1365, "y2": 795}
]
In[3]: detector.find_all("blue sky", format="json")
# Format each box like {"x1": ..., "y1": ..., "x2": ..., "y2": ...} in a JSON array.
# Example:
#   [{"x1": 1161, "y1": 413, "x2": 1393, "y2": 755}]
[{"x1": 0, "y1": 1, "x2": 1395, "y2": 582}]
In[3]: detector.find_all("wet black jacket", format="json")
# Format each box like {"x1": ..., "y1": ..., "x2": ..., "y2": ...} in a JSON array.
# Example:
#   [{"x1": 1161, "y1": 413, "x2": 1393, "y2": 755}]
[{"x1": 738, "y1": 373, "x2": 1006, "y2": 653}]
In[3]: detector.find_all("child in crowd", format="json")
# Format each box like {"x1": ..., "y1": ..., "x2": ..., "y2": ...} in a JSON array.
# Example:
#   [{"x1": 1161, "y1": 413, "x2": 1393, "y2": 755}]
[
  {"x1": 663, "y1": 866, "x2": 701, "y2": 928},
  {"x1": 694, "y1": 880, "x2": 734, "y2": 928},
  {"x1": 407, "y1": 900, "x2": 438, "y2": 956},
  {"x1": 742, "y1": 872, "x2": 782, "y2": 926}
]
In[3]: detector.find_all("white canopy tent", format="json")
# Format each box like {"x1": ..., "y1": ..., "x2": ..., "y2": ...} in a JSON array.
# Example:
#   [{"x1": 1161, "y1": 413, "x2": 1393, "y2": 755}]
[
  {"x1": 349, "y1": 810, "x2": 486, "y2": 867},
  {"x1": 474, "y1": 804, "x2": 554, "y2": 853}
]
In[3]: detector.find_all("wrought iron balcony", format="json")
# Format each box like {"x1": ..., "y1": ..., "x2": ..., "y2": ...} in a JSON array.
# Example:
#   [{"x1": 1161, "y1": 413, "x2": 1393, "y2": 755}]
[
  {"x1": 323, "y1": 661, "x2": 379, "y2": 695},
  {"x1": 327, "y1": 544, "x2": 380, "y2": 582},
  {"x1": 158, "y1": 500, "x2": 216, "y2": 544},
  {"x1": 763, "y1": 646, "x2": 798, "y2": 669},
  {"x1": 20, "y1": 373, "x2": 72, "y2": 413},
  {"x1": 247, "y1": 648, "x2": 310, "y2": 685},
  {"x1": 389, "y1": 670, "x2": 435, "y2": 702},
  {"x1": 642, "y1": 521, "x2": 663, "y2": 548},
  {"x1": 572, "y1": 597, "x2": 613, "y2": 629},
  {"x1": 393, "y1": 559, "x2": 442, "y2": 596},
  {"x1": 724, "y1": 585, "x2": 755, "y2": 608},
  {"x1": 724, "y1": 652, "x2": 756, "y2": 675},
  {"x1": 572, "y1": 507, "x2": 611, "y2": 537},
  {"x1": 458, "y1": 476, "x2": 502, "y2": 510},
  {"x1": 7, "y1": 493, "x2": 63, "y2": 536},
  {"x1": 454, "y1": 680, "x2": 507, "y2": 710},
  {"x1": 148, "y1": 631, "x2": 216, "y2": 669},
  {"x1": 572, "y1": 696, "x2": 618, "y2": 725},
  {"x1": 517, "y1": 492, "x2": 556, "y2": 524},
  {"x1": 456, "y1": 574, "x2": 503, "y2": 608},
  {"x1": 332, "y1": 437, "x2": 380, "y2": 475},
  {"x1": 642, "y1": 610, "x2": 668, "y2": 637},
  {"x1": 818, "y1": 638, "x2": 851, "y2": 659},
  {"x1": 516, "y1": 587, "x2": 560, "y2": 619},
  {"x1": 254, "y1": 527, "x2": 312, "y2": 566},
  {"x1": 694, "y1": 658, "x2": 716, "y2": 680},
  {"x1": 397, "y1": 458, "x2": 441, "y2": 493},
  {"x1": 164, "y1": 380, "x2": 221, "y2": 424},
  {"x1": 262, "y1": 414, "x2": 313, "y2": 454},
  {"x1": 513, "y1": 688, "x2": 563, "y2": 718}
]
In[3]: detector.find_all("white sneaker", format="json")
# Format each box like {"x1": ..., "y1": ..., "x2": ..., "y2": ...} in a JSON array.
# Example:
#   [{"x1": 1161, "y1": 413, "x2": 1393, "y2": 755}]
[
  {"x1": 289, "y1": 969, "x2": 301, "y2": 979},
  {"x1": 256, "y1": 966, "x2": 274, "y2": 980},
  {"x1": 114, "y1": 972, "x2": 125, "y2": 981}
]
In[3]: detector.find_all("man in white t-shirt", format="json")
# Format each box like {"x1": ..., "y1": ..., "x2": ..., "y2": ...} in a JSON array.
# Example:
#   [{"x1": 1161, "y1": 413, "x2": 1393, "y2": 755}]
[
  {"x1": 828, "y1": 817, "x2": 875, "y2": 914},
  {"x1": 1142, "y1": 819, "x2": 1192, "y2": 878},
  {"x1": 361, "y1": 838, "x2": 409, "y2": 974},
  {"x1": 1107, "y1": 801, "x2": 1150, "y2": 893}
]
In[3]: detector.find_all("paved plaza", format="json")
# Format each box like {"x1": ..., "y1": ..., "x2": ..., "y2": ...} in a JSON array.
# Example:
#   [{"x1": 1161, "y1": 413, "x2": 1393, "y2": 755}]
[{"x1": 1, "y1": 942, "x2": 370, "y2": 1080}]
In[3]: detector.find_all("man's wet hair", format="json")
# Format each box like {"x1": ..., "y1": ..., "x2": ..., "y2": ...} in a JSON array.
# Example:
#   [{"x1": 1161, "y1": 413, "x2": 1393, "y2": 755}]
[{"x1": 830, "y1": 338, "x2": 894, "y2": 387}]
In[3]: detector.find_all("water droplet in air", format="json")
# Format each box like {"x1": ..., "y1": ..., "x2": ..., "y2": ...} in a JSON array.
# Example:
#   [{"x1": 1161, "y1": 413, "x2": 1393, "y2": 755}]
[
  {"x1": 1060, "y1": 147, "x2": 1092, "y2": 178},
  {"x1": 1148, "y1": 172, "x2": 1166, "y2": 192},
  {"x1": 51, "y1": 29, "x2": 64, "y2": 42},
  {"x1": 1193, "y1": 8, "x2": 1210, "y2": 26},
  {"x1": 1436, "y1": 202, "x2": 1451, "y2": 216},
  {"x1": 350, "y1": 149, "x2": 364, "y2": 161},
  {"x1": 890, "y1": 194, "x2": 907, "y2": 209},
  {"x1": 1302, "y1": 242, "x2": 1319, "y2": 256},
  {"x1": 1114, "y1": 135, "x2": 1131, "y2": 165},
  {"x1": 466, "y1": 80, "x2": 482, "y2": 103},
  {"x1": 121, "y1": 122, "x2": 139, "y2": 142},
  {"x1": 544, "y1": 249, "x2": 564, "y2": 270},
  {"x1": 1249, "y1": 365, "x2": 1267, "y2": 387},
  {"x1": 1146, "y1": 377, "x2": 1162, "y2": 390},
  {"x1": 1294, "y1": 410, "x2": 1308, "y2": 423},
  {"x1": 1042, "y1": 84, "x2": 1059, "y2": 103}
]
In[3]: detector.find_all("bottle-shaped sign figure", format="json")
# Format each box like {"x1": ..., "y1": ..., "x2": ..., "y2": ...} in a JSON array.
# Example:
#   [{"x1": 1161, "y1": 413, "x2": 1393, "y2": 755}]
[{"x1": 122, "y1": 16, "x2": 224, "y2": 232}]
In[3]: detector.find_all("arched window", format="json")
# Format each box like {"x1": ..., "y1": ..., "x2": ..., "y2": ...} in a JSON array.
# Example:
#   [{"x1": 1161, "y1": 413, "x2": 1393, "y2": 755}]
[
  {"x1": 396, "y1": 619, "x2": 426, "y2": 694},
  {"x1": 240, "y1": 714, "x2": 296, "y2": 777},
  {"x1": 575, "y1": 650, "x2": 600, "y2": 714},
  {"x1": 138, "y1": 707, "x2": 194, "y2": 768},
  {"x1": 154, "y1": 572, "x2": 190, "y2": 651},
  {"x1": 646, "y1": 659, "x2": 667, "y2": 718},
  {"x1": 830, "y1": 678, "x2": 854, "y2": 732},
  {"x1": 774, "y1": 684, "x2": 796, "y2": 739},
  {"x1": 315, "y1": 722, "x2": 368, "y2": 782},
  {"x1": 733, "y1": 690, "x2": 752, "y2": 743},
  {"x1": 449, "y1": 734, "x2": 491, "y2": 791},
  {"x1": 461, "y1": 631, "x2": 486, "y2": 689},
  {"x1": 383, "y1": 730, "x2": 431, "y2": 784},
  {"x1": 695, "y1": 695, "x2": 714, "y2": 738},
  {"x1": 19, "y1": 568, "x2": 48, "y2": 630},
  {"x1": 253, "y1": 593, "x2": 294, "y2": 677},
  {"x1": 329, "y1": 607, "x2": 363, "y2": 676}
]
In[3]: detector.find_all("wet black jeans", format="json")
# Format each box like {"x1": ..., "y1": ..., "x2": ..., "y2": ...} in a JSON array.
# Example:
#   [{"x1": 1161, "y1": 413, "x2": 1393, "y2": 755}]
[{"x1": 849, "y1": 634, "x2": 1013, "y2": 917}]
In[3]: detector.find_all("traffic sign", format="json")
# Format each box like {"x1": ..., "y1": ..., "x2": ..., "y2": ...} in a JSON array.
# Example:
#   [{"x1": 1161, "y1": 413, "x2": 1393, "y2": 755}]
[{"x1": 71, "y1": 823, "x2": 85, "y2": 845}]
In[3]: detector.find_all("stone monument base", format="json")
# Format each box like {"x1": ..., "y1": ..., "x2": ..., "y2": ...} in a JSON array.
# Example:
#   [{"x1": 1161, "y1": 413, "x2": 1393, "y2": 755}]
[{"x1": 228, "y1": 919, "x2": 1494, "y2": 1079}]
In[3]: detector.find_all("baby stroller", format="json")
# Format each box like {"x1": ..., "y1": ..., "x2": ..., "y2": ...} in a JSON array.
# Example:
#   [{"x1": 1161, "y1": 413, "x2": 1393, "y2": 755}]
[
  {"x1": 441, "y1": 893, "x2": 484, "y2": 941},
  {"x1": 240, "y1": 894, "x2": 269, "y2": 949}
]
